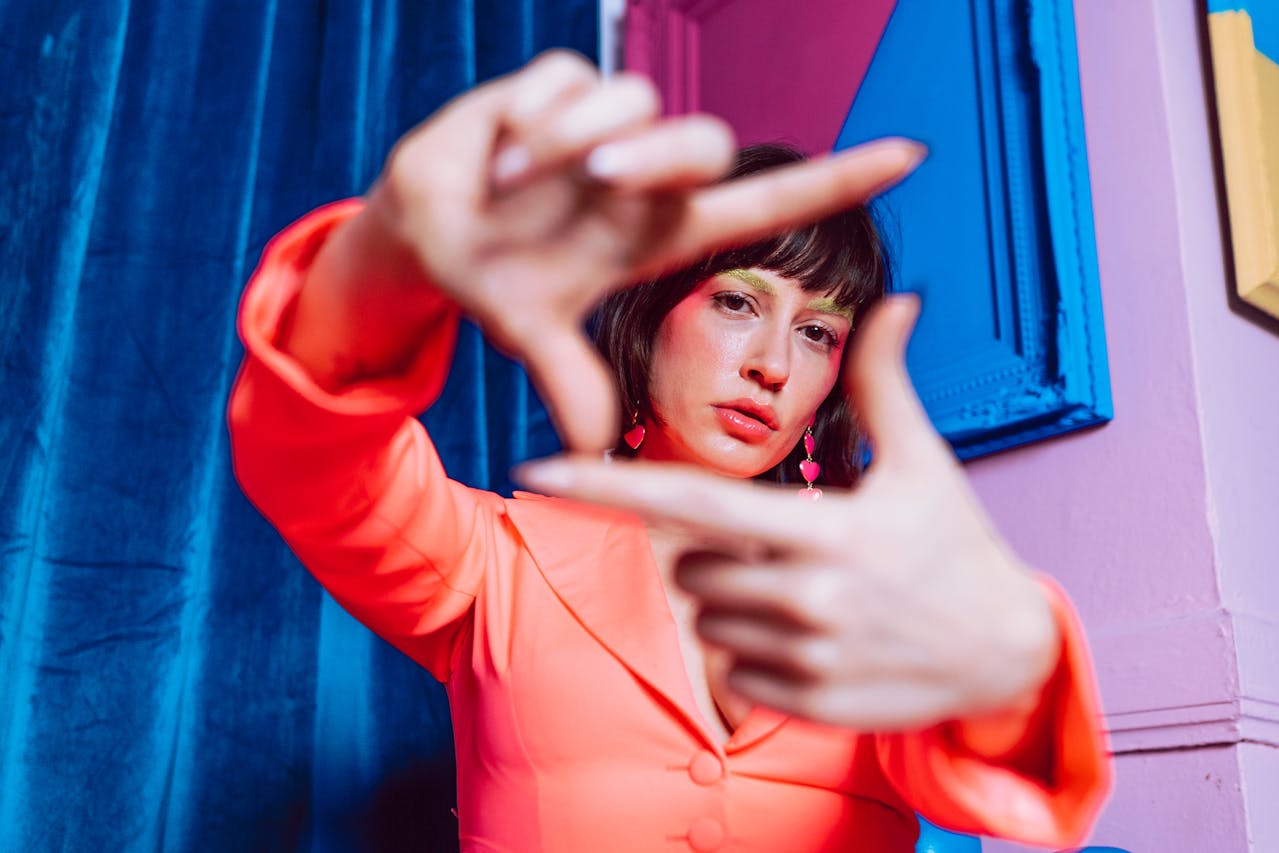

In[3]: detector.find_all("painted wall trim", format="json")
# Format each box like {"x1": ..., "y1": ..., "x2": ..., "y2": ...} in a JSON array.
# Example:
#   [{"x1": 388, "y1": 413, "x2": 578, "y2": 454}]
[
  {"x1": 1095, "y1": 607, "x2": 1279, "y2": 753},
  {"x1": 1106, "y1": 700, "x2": 1279, "y2": 753}
]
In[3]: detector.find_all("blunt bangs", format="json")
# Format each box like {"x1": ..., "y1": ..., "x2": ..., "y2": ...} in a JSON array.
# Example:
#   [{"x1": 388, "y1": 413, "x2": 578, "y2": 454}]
[
  {"x1": 670, "y1": 143, "x2": 891, "y2": 316},
  {"x1": 687, "y1": 213, "x2": 887, "y2": 314}
]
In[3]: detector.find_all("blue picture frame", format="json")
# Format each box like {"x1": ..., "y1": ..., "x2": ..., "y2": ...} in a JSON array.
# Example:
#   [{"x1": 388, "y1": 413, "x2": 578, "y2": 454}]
[{"x1": 836, "y1": 0, "x2": 1111, "y2": 460}]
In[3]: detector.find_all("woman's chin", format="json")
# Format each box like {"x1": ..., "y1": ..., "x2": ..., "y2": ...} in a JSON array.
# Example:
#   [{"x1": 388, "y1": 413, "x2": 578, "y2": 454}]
[
  {"x1": 685, "y1": 441, "x2": 782, "y2": 480},
  {"x1": 639, "y1": 429, "x2": 785, "y2": 478},
  {"x1": 706, "y1": 462, "x2": 770, "y2": 479}
]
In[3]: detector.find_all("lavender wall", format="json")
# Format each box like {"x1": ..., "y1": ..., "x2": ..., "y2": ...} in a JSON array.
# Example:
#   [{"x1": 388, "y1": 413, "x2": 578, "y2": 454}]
[{"x1": 973, "y1": 0, "x2": 1279, "y2": 850}]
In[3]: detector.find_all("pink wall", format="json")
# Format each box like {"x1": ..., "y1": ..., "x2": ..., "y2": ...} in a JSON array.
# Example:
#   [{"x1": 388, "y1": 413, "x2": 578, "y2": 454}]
[
  {"x1": 976, "y1": 0, "x2": 1279, "y2": 850},
  {"x1": 624, "y1": 0, "x2": 895, "y2": 154}
]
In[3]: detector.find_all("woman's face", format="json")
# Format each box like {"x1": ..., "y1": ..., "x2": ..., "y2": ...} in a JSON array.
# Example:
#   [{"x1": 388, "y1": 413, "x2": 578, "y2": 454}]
[{"x1": 640, "y1": 268, "x2": 853, "y2": 478}]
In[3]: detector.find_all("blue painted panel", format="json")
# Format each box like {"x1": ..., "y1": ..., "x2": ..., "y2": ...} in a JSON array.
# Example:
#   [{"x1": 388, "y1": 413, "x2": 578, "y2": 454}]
[
  {"x1": 916, "y1": 817, "x2": 982, "y2": 853},
  {"x1": 836, "y1": 0, "x2": 1111, "y2": 459}
]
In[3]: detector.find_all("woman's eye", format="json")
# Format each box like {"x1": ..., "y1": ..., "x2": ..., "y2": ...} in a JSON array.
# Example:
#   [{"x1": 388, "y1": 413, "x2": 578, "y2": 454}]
[
  {"x1": 802, "y1": 325, "x2": 838, "y2": 348},
  {"x1": 714, "y1": 293, "x2": 752, "y2": 313}
]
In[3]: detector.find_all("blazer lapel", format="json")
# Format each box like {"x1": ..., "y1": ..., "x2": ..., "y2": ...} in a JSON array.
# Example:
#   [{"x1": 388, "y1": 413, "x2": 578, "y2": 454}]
[
  {"x1": 505, "y1": 492, "x2": 719, "y2": 748},
  {"x1": 727, "y1": 706, "x2": 790, "y2": 753}
]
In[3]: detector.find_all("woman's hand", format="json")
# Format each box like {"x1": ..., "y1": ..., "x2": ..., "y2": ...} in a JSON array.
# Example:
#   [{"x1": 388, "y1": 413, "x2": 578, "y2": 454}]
[
  {"x1": 292, "y1": 50, "x2": 924, "y2": 451},
  {"x1": 514, "y1": 295, "x2": 1060, "y2": 732}
]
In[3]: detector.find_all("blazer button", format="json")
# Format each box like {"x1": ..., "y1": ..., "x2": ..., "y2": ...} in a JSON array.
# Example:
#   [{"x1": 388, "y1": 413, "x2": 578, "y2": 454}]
[
  {"x1": 688, "y1": 816, "x2": 725, "y2": 852},
  {"x1": 688, "y1": 750, "x2": 725, "y2": 786}
]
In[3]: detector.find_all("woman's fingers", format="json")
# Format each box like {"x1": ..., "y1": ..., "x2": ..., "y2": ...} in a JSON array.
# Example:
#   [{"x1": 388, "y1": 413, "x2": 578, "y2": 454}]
[
  {"x1": 513, "y1": 457, "x2": 850, "y2": 549},
  {"x1": 517, "y1": 324, "x2": 622, "y2": 452},
  {"x1": 549, "y1": 73, "x2": 660, "y2": 149},
  {"x1": 697, "y1": 611, "x2": 833, "y2": 681},
  {"x1": 675, "y1": 552, "x2": 842, "y2": 632},
  {"x1": 489, "y1": 50, "x2": 599, "y2": 186},
  {"x1": 493, "y1": 54, "x2": 733, "y2": 195},
  {"x1": 842, "y1": 294, "x2": 954, "y2": 473},
  {"x1": 494, "y1": 55, "x2": 665, "y2": 191},
  {"x1": 725, "y1": 667, "x2": 956, "y2": 731},
  {"x1": 499, "y1": 73, "x2": 663, "y2": 187},
  {"x1": 583, "y1": 113, "x2": 737, "y2": 189},
  {"x1": 631, "y1": 138, "x2": 926, "y2": 279},
  {"x1": 504, "y1": 50, "x2": 599, "y2": 127}
]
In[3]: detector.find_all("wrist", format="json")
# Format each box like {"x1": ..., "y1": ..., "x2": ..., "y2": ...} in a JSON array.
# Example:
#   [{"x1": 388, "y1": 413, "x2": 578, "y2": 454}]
[
  {"x1": 968, "y1": 560, "x2": 1062, "y2": 716},
  {"x1": 951, "y1": 572, "x2": 1061, "y2": 760},
  {"x1": 336, "y1": 188, "x2": 436, "y2": 298},
  {"x1": 282, "y1": 196, "x2": 451, "y2": 391}
]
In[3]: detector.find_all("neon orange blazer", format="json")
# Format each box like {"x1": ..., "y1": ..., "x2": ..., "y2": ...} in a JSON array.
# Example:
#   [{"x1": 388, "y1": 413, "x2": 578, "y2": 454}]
[{"x1": 228, "y1": 202, "x2": 1110, "y2": 852}]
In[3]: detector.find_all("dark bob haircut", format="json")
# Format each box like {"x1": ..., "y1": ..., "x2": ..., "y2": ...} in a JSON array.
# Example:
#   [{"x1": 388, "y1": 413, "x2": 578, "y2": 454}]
[{"x1": 592, "y1": 143, "x2": 893, "y2": 489}]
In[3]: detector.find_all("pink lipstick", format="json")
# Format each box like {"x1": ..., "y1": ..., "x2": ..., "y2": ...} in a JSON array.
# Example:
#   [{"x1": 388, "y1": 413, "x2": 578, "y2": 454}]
[{"x1": 713, "y1": 399, "x2": 779, "y2": 442}]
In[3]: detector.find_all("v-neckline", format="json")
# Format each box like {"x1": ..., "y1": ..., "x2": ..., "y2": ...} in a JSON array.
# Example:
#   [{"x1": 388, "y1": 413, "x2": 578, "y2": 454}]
[
  {"x1": 505, "y1": 493, "x2": 790, "y2": 754},
  {"x1": 643, "y1": 522, "x2": 785, "y2": 753}
]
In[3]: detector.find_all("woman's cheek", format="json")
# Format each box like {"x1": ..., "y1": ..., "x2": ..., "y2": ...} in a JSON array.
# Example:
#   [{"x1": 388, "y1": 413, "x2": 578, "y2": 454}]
[{"x1": 800, "y1": 345, "x2": 844, "y2": 406}]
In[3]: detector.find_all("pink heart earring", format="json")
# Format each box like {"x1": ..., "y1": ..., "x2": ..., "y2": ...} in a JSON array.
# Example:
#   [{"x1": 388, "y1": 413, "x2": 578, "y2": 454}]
[
  {"x1": 798, "y1": 416, "x2": 821, "y2": 499},
  {"x1": 623, "y1": 407, "x2": 645, "y2": 450}
]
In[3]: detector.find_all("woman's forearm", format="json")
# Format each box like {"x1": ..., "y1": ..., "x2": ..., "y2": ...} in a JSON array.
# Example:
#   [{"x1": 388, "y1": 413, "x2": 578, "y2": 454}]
[{"x1": 279, "y1": 194, "x2": 448, "y2": 391}]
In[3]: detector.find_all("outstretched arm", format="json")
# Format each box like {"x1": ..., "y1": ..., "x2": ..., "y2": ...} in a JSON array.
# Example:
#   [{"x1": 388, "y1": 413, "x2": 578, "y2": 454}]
[{"x1": 229, "y1": 200, "x2": 490, "y2": 680}]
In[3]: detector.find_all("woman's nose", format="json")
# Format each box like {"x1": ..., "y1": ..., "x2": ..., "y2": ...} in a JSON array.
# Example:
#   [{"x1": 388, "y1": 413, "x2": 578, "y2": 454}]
[{"x1": 741, "y1": 330, "x2": 790, "y2": 392}]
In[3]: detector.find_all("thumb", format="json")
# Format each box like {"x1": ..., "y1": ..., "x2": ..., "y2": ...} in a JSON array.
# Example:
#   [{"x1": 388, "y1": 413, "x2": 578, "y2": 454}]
[
  {"x1": 519, "y1": 323, "x2": 621, "y2": 453},
  {"x1": 843, "y1": 294, "x2": 944, "y2": 469}
]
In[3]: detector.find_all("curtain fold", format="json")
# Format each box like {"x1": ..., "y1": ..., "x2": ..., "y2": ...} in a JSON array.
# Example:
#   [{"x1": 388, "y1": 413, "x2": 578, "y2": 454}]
[{"x1": 0, "y1": 2, "x2": 594, "y2": 849}]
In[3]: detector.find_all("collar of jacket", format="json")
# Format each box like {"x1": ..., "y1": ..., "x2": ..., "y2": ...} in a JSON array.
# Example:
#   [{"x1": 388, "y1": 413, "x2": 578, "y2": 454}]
[{"x1": 506, "y1": 491, "x2": 789, "y2": 755}]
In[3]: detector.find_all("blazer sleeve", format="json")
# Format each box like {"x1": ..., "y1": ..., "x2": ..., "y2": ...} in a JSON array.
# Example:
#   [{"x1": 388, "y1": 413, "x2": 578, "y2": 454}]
[
  {"x1": 228, "y1": 199, "x2": 507, "y2": 682},
  {"x1": 874, "y1": 577, "x2": 1112, "y2": 849}
]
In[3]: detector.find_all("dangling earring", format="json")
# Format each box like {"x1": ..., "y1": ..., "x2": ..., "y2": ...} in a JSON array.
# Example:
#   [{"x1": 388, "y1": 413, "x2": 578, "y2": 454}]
[
  {"x1": 623, "y1": 407, "x2": 645, "y2": 450},
  {"x1": 798, "y1": 416, "x2": 821, "y2": 499}
]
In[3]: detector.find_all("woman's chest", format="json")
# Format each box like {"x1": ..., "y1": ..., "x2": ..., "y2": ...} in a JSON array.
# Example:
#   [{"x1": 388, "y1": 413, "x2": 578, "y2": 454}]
[
  {"x1": 447, "y1": 533, "x2": 819, "y2": 771},
  {"x1": 647, "y1": 532, "x2": 750, "y2": 744},
  {"x1": 455, "y1": 540, "x2": 733, "y2": 756},
  {"x1": 442, "y1": 502, "x2": 917, "y2": 847},
  {"x1": 443, "y1": 538, "x2": 913, "y2": 835}
]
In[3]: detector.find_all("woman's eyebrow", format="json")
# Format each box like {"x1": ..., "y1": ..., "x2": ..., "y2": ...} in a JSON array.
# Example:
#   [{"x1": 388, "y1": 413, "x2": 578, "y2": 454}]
[
  {"x1": 721, "y1": 268, "x2": 777, "y2": 295},
  {"x1": 720, "y1": 269, "x2": 853, "y2": 322},
  {"x1": 805, "y1": 296, "x2": 855, "y2": 322}
]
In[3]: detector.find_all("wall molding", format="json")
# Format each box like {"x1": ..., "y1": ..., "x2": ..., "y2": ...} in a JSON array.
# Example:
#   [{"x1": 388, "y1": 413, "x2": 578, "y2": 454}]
[{"x1": 1097, "y1": 608, "x2": 1279, "y2": 753}]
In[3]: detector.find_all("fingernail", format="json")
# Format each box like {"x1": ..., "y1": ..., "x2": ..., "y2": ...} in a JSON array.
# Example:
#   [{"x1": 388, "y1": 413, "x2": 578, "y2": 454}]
[
  {"x1": 513, "y1": 460, "x2": 575, "y2": 492},
  {"x1": 585, "y1": 142, "x2": 635, "y2": 179},
  {"x1": 860, "y1": 139, "x2": 928, "y2": 197},
  {"x1": 884, "y1": 292, "x2": 922, "y2": 336},
  {"x1": 491, "y1": 145, "x2": 531, "y2": 186},
  {"x1": 902, "y1": 139, "x2": 928, "y2": 170}
]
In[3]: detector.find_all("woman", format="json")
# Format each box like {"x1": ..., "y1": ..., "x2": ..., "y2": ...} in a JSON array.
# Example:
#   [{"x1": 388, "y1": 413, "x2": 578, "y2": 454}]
[{"x1": 229, "y1": 51, "x2": 1109, "y2": 851}]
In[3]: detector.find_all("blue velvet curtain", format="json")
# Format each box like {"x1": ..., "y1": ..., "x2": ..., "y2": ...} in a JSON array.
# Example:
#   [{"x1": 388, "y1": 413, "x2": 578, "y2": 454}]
[{"x1": 0, "y1": 2, "x2": 591, "y2": 849}]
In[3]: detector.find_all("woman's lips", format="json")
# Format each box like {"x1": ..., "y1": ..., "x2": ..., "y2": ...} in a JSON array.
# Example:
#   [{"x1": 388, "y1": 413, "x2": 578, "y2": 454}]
[
  {"x1": 717, "y1": 398, "x2": 780, "y2": 429},
  {"x1": 713, "y1": 406, "x2": 775, "y2": 442}
]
